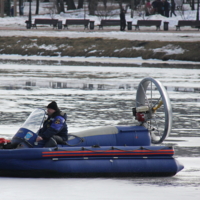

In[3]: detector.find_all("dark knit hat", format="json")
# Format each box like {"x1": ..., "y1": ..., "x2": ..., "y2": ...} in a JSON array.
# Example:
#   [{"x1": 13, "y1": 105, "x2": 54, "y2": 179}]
[{"x1": 47, "y1": 101, "x2": 58, "y2": 111}]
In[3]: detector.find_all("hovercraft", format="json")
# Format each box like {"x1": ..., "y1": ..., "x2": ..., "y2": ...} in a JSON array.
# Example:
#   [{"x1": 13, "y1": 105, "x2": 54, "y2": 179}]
[{"x1": 0, "y1": 77, "x2": 184, "y2": 177}]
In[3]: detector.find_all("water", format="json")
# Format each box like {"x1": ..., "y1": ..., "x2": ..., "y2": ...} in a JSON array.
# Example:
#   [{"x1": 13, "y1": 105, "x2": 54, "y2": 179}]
[{"x1": 0, "y1": 63, "x2": 200, "y2": 199}]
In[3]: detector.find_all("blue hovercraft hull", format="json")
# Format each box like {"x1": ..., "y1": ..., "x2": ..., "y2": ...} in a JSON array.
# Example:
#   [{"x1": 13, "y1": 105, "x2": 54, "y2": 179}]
[
  {"x1": 0, "y1": 118, "x2": 184, "y2": 178},
  {"x1": 0, "y1": 145, "x2": 184, "y2": 177}
]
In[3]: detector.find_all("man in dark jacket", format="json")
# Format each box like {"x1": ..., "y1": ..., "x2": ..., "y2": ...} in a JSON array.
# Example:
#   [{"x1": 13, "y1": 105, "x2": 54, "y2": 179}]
[
  {"x1": 152, "y1": 0, "x2": 158, "y2": 14},
  {"x1": 120, "y1": 9, "x2": 126, "y2": 31},
  {"x1": 36, "y1": 101, "x2": 68, "y2": 147},
  {"x1": 163, "y1": 0, "x2": 170, "y2": 17},
  {"x1": 157, "y1": 0, "x2": 164, "y2": 15}
]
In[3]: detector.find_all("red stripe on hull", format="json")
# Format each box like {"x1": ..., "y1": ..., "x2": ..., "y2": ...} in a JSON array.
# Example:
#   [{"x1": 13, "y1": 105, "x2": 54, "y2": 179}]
[{"x1": 42, "y1": 149, "x2": 174, "y2": 157}]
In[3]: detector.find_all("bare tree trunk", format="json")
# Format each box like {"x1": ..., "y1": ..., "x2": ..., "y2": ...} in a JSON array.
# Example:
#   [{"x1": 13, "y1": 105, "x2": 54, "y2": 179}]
[
  {"x1": 118, "y1": 0, "x2": 123, "y2": 10},
  {"x1": 60, "y1": 0, "x2": 65, "y2": 12},
  {"x1": 13, "y1": 0, "x2": 17, "y2": 16},
  {"x1": 78, "y1": 0, "x2": 84, "y2": 9},
  {"x1": 88, "y1": 0, "x2": 98, "y2": 15},
  {"x1": 66, "y1": 0, "x2": 76, "y2": 10},
  {"x1": 19, "y1": 0, "x2": 23, "y2": 15},
  {"x1": 0, "y1": 0, "x2": 4, "y2": 17},
  {"x1": 131, "y1": 0, "x2": 134, "y2": 18},
  {"x1": 5, "y1": 0, "x2": 11, "y2": 16},
  {"x1": 102, "y1": 0, "x2": 107, "y2": 9},
  {"x1": 191, "y1": 0, "x2": 195, "y2": 10},
  {"x1": 56, "y1": 0, "x2": 61, "y2": 13},
  {"x1": 56, "y1": 0, "x2": 65, "y2": 13},
  {"x1": 35, "y1": 0, "x2": 39, "y2": 14},
  {"x1": 135, "y1": 0, "x2": 138, "y2": 10}
]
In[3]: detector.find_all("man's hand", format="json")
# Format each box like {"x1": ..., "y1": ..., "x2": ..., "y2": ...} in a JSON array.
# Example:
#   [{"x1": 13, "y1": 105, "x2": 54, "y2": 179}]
[{"x1": 36, "y1": 136, "x2": 43, "y2": 142}]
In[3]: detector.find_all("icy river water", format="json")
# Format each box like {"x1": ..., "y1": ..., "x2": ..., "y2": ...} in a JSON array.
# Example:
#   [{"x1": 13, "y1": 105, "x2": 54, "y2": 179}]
[{"x1": 0, "y1": 63, "x2": 200, "y2": 200}]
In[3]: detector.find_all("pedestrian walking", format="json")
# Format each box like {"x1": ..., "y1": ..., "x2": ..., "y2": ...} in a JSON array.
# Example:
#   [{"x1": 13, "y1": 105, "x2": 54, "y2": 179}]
[{"x1": 170, "y1": 0, "x2": 177, "y2": 17}]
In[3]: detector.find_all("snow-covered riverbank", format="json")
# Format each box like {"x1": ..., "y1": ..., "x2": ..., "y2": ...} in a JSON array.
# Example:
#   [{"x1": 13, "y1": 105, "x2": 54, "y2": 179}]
[{"x1": 1, "y1": 3, "x2": 200, "y2": 63}]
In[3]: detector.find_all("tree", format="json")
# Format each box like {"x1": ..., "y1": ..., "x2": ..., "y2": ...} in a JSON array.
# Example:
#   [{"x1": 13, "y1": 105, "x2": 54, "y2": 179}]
[
  {"x1": 19, "y1": 0, "x2": 23, "y2": 15},
  {"x1": 191, "y1": 0, "x2": 195, "y2": 10},
  {"x1": 117, "y1": 0, "x2": 122, "y2": 10},
  {"x1": 35, "y1": 0, "x2": 40, "y2": 14},
  {"x1": 66, "y1": 0, "x2": 76, "y2": 10},
  {"x1": 88, "y1": 0, "x2": 98, "y2": 15},
  {"x1": 54, "y1": 0, "x2": 65, "y2": 13},
  {"x1": 4, "y1": 0, "x2": 11, "y2": 16},
  {"x1": 60, "y1": 0, "x2": 65, "y2": 12},
  {"x1": 102, "y1": 0, "x2": 107, "y2": 9},
  {"x1": 77, "y1": 0, "x2": 84, "y2": 9},
  {"x1": 130, "y1": 0, "x2": 134, "y2": 18}
]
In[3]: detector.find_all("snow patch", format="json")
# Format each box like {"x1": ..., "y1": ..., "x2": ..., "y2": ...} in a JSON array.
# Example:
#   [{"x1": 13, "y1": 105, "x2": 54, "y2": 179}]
[
  {"x1": 22, "y1": 44, "x2": 59, "y2": 50},
  {"x1": 114, "y1": 46, "x2": 145, "y2": 52},
  {"x1": 153, "y1": 44, "x2": 186, "y2": 55},
  {"x1": 38, "y1": 44, "x2": 58, "y2": 50}
]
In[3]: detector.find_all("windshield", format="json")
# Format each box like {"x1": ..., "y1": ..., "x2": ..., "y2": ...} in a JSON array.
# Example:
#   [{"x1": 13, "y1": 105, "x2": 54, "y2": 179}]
[{"x1": 21, "y1": 109, "x2": 46, "y2": 134}]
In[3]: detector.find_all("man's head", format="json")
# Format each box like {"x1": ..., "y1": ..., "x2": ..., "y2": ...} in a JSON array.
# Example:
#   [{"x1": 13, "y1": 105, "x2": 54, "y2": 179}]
[{"x1": 47, "y1": 101, "x2": 59, "y2": 116}]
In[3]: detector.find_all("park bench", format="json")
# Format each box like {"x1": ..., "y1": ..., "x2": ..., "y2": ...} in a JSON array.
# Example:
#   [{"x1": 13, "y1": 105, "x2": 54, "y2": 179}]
[
  {"x1": 63, "y1": 19, "x2": 90, "y2": 29},
  {"x1": 98, "y1": 19, "x2": 121, "y2": 29},
  {"x1": 133, "y1": 20, "x2": 162, "y2": 30},
  {"x1": 25, "y1": 18, "x2": 59, "y2": 29},
  {"x1": 175, "y1": 20, "x2": 200, "y2": 31}
]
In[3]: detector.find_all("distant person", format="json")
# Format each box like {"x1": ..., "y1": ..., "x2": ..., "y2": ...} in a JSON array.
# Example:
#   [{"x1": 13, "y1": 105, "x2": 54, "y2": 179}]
[
  {"x1": 163, "y1": 0, "x2": 170, "y2": 17},
  {"x1": 20, "y1": 5, "x2": 24, "y2": 16},
  {"x1": 10, "y1": 6, "x2": 14, "y2": 17},
  {"x1": 145, "y1": 0, "x2": 153, "y2": 16},
  {"x1": 157, "y1": 0, "x2": 164, "y2": 15},
  {"x1": 152, "y1": 0, "x2": 158, "y2": 14},
  {"x1": 120, "y1": 9, "x2": 126, "y2": 31},
  {"x1": 170, "y1": 0, "x2": 177, "y2": 17},
  {"x1": 36, "y1": 101, "x2": 68, "y2": 147}
]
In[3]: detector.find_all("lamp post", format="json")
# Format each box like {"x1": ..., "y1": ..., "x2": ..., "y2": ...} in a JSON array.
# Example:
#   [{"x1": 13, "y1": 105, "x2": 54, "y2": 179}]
[
  {"x1": 28, "y1": 0, "x2": 32, "y2": 29},
  {"x1": 197, "y1": 0, "x2": 199, "y2": 21}
]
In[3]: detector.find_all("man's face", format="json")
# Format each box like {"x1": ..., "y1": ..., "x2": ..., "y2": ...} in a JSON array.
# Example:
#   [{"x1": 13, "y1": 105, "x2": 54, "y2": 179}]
[{"x1": 47, "y1": 108, "x2": 56, "y2": 116}]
